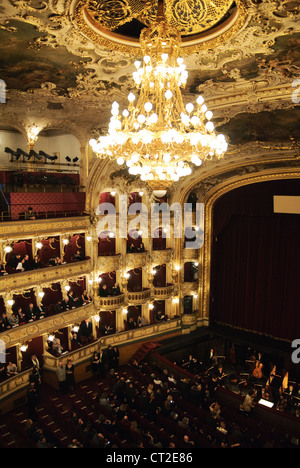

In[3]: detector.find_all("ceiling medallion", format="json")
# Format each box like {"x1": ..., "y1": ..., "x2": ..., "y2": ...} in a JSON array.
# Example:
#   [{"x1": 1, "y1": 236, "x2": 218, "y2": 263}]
[{"x1": 74, "y1": 0, "x2": 248, "y2": 55}]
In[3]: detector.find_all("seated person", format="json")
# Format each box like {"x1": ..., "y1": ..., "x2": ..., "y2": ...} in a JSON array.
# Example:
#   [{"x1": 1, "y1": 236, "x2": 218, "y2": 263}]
[
  {"x1": 61, "y1": 297, "x2": 72, "y2": 311},
  {"x1": 137, "y1": 315, "x2": 146, "y2": 327},
  {"x1": 111, "y1": 283, "x2": 120, "y2": 296},
  {"x1": 154, "y1": 310, "x2": 168, "y2": 323},
  {"x1": 24, "y1": 207, "x2": 36, "y2": 220},
  {"x1": 35, "y1": 305, "x2": 45, "y2": 320},
  {"x1": 99, "y1": 284, "x2": 109, "y2": 297},
  {"x1": 7, "y1": 361, "x2": 18, "y2": 377},
  {"x1": 32, "y1": 255, "x2": 42, "y2": 269},
  {"x1": 128, "y1": 243, "x2": 136, "y2": 253},
  {"x1": 67, "y1": 290, "x2": 79, "y2": 308},
  {"x1": 103, "y1": 323, "x2": 114, "y2": 335},
  {"x1": 22, "y1": 254, "x2": 33, "y2": 271},
  {"x1": 7, "y1": 253, "x2": 22, "y2": 271},
  {"x1": 25, "y1": 303, "x2": 37, "y2": 322},
  {"x1": 127, "y1": 317, "x2": 137, "y2": 330},
  {"x1": 81, "y1": 290, "x2": 91, "y2": 304},
  {"x1": 137, "y1": 242, "x2": 145, "y2": 252},
  {"x1": 73, "y1": 250, "x2": 84, "y2": 261},
  {"x1": 71, "y1": 332, "x2": 82, "y2": 349},
  {"x1": 54, "y1": 300, "x2": 63, "y2": 314},
  {"x1": 8, "y1": 311, "x2": 20, "y2": 327},
  {"x1": 18, "y1": 308, "x2": 27, "y2": 325},
  {"x1": 0, "y1": 313, "x2": 11, "y2": 332},
  {"x1": 52, "y1": 337, "x2": 63, "y2": 356}
]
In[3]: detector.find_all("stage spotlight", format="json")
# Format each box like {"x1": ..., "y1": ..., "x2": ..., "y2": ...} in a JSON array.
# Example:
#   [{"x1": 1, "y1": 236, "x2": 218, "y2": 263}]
[
  {"x1": 5, "y1": 147, "x2": 21, "y2": 161},
  {"x1": 17, "y1": 148, "x2": 31, "y2": 160},
  {"x1": 39, "y1": 150, "x2": 58, "y2": 162}
]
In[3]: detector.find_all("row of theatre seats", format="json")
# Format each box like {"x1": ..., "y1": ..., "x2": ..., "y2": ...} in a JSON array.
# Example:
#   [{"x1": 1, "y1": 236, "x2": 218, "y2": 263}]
[{"x1": 3, "y1": 358, "x2": 296, "y2": 449}]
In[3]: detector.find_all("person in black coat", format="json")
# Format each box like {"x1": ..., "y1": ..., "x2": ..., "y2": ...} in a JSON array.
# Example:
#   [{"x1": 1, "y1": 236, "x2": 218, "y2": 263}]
[
  {"x1": 26, "y1": 382, "x2": 39, "y2": 421},
  {"x1": 112, "y1": 346, "x2": 120, "y2": 370}
]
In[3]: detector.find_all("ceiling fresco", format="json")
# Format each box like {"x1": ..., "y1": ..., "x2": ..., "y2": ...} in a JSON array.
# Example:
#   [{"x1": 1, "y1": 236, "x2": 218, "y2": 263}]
[{"x1": 0, "y1": 0, "x2": 299, "y2": 147}]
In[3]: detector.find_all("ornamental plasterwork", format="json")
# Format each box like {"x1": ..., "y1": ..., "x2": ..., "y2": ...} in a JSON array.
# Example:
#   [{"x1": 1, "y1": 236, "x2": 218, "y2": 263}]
[
  {"x1": 1, "y1": 302, "x2": 96, "y2": 348},
  {"x1": 0, "y1": 0, "x2": 299, "y2": 143},
  {"x1": 0, "y1": 217, "x2": 90, "y2": 240},
  {"x1": 0, "y1": 259, "x2": 92, "y2": 295}
]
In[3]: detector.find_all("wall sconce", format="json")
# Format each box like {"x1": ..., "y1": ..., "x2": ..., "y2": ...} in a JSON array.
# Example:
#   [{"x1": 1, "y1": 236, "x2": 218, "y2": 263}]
[
  {"x1": 124, "y1": 273, "x2": 130, "y2": 279},
  {"x1": 36, "y1": 242, "x2": 43, "y2": 250},
  {"x1": 94, "y1": 315, "x2": 100, "y2": 323},
  {"x1": 27, "y1": 125, "x2": 40, "y2": 146},
  {"x1": 174, "y1": 265, "x2": 181, "y2": 271},
  {"x1": 139, "y1": 191, "x2": 144, "y2": 197},
  {"x1": 86, "y1": 235, "x2": 91, "y2": 242},
  {"x1": 111, "y1": 191, "x2": 116, "y2": 197},
  {"x1": 48, "y1": 334, "x2": 55, "y2": 342},
  {"x1": 38, "y1": 291, "x2": 45, "y2": 298},
  {"x1": 72, "y1": 325, "x2": 79, "y2": 333},
  {"x1": 4, "y1": 245, "x2": 12, "y2": 253},
  {"x1": 65, "y1": 285, "x2": 71, "y2": 292},
  {"x1": 95, "y1": 277, "x2": 102, "y2": 283},
  {"x1": 122, "y1": 308, "x2": 128, "y2": 314},
  {"x1": 172, "y1": 297, "x2": 179, "y2": 304},
  {"x1": 194, "y1": 262, "x2": 199, "y2": 267},
  {"x1": 63, "y1": 238, "x2": 69, "y2": 245},
  {"x1": 137, "y1": 230, "x2": 143, "y2": 236},
  {"x1": 150, "y1": 268, "x2": 157, "y2": 275},
  {"x1": 149, "y1": 303, "x2": 154, "y2": 310},
  {"x1": 193, "y1": 294, "x2": 198, "y2": 299},
  {"x1": 7, "y1": 299, "x2": 14, "y2": 307},
  {"x1": 108, "y1": 232, "x2": 115, "y2": 238},
  {"x1": 88, "y1": 279, "x2": 93, "y2": 285},
  {"x1": 20, "y1": 344, "x2": 28, "y2": 353}
]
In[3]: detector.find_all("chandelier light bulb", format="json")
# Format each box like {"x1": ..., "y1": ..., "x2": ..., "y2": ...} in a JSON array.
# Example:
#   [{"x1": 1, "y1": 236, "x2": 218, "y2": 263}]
[
  {"x1": 90, "y1": 10, "x2": 228, "y2": 191},
  {"x1": 144, "y1": 102, "x2": 153, "y2": 112}
]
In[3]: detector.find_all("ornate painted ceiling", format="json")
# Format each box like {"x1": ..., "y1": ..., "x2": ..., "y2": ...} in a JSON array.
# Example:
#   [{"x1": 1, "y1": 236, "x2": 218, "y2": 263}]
[{"x1": 0, "y1": 0, "x2": 299, "y2": 148}]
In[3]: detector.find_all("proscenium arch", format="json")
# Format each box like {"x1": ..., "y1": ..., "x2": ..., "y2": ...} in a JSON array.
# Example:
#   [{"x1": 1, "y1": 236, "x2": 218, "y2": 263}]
[
  {"x1": 172, "y1": 164, "x2": 300, "y2": 326},
  {"x1": 202, "y1": 169, "x2": 300, "y2": 325}
]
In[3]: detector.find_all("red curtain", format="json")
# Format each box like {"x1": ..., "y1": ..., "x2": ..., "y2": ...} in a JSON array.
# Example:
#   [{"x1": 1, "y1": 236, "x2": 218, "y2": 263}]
[
  {"x1": 38, "y1": 237, "x2": 60, "y2": 266},
  {"x1": 63, "y1": 234, "x2": 85, "y2": 263},
  {"x1": 152, "y1": 227, "x2": 166, "y2": 250},
  {"x1": 210, "y1": 179, "x2": 300, "y2": 341},
  {"x1": 153, "y1": 264, "x2": 166, "y2": 287},
  {"x1": 98, "y1": 231, "x2": 116, "y2": 256},
  {"x1": 127, "y1": 268, "x2": 142, "y2": 291}
]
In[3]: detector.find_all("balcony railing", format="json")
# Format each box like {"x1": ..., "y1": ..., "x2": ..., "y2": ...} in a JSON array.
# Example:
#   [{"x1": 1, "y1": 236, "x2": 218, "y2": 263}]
[
  {"x1": 127, "y1": 288, "x2": 151, "y2": 304},
  {"x1": 0, "y1": 259, "x2": 92, "y2": 295},
  {"x1": 0, "y1": 210, "x2": 89, "y2": 222},
  {"x1": 153, "y1": 283, "x2": 175, "y2": 299},
  {"x1": 96, "y1": 293, "x2": 125, "y2": 310},
  {"x1": 0, "y1": 215, "x2": 90, "y2": 239},
  {"x1": 0, "y1": 302, "x2": 95, "y2": 349}
]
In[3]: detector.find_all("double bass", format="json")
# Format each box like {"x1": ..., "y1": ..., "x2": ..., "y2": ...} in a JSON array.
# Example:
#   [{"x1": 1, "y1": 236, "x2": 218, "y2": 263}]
[{"x1": 252, "y1": 361, "x2": 263, "y2": 379}]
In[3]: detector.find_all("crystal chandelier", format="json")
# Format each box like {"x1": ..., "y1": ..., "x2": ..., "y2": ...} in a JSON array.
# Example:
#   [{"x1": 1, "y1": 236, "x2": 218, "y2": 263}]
[{"x1": 89, "y1": 1, "x2": 228, "y2": 190}]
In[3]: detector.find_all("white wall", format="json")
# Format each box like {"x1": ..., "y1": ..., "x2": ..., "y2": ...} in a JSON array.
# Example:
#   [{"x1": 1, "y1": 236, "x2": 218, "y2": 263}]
[{"x1": 0, "y1": 130, "x2": 81, "y2": 170}]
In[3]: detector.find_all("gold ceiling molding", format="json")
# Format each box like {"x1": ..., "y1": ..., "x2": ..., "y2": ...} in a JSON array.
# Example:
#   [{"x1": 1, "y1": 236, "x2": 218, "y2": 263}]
[{"x1": 74, "y1": 0, "x2": 249, "y2": 55}]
